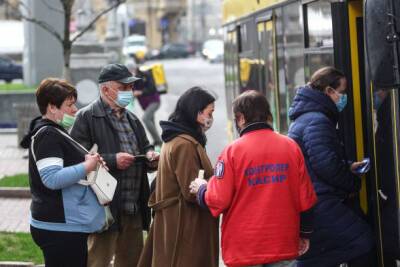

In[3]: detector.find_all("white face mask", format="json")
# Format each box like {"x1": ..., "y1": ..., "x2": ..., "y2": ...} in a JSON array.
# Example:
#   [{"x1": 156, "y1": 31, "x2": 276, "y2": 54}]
[{"x1": 199, "y1": 112, "x2": 213, "y2": 132}]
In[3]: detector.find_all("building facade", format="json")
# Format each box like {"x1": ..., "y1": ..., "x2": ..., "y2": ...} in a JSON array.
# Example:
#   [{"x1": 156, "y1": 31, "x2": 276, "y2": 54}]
[{"x1": 129, "y1": 0, "x2": 186, "y2": 49}]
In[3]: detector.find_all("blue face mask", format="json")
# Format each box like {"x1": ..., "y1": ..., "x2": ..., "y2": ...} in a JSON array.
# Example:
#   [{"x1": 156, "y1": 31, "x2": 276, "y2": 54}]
[
  {"x1": 115, "y1": 91, "x2": 133, "y2": 108},
  {"x1": 336, "y1": 93, "x2": 347, "y2": 112}
]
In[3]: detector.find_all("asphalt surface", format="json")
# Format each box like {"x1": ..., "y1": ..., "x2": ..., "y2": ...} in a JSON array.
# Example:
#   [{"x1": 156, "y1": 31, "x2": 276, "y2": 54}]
[{"x1": 135, "y1": 57, "x2": 229, "y2": 164}]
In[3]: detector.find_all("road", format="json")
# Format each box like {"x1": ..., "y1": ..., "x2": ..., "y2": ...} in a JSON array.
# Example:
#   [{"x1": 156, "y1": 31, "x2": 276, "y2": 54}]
[
  {"x1": 0, "y1": 57, "x2": 229, "y2": 266},
  {"x1": 133, "y1": 57, "x2": 229, "y2": 164}
]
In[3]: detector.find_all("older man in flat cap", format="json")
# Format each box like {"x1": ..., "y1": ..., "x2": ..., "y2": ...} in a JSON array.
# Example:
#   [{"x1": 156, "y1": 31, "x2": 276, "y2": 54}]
[{"x1": 71, "y1": 63, "x2": 158, "y2": 267}]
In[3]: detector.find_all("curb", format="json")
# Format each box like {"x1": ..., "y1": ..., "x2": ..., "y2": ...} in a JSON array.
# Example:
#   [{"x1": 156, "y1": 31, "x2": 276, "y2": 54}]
[
  {"x1": 0, "y1": 187, "x2": 30, "y2": 198},
  {"x1": 0, "y1": 262, "x2": 34, "y2": 267}
]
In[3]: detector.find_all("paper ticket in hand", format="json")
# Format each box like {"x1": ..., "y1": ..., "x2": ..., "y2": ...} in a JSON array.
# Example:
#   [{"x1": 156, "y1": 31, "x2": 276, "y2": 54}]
[{"x1": 198, "y1": 169, "x2": 205, "y2": 179}]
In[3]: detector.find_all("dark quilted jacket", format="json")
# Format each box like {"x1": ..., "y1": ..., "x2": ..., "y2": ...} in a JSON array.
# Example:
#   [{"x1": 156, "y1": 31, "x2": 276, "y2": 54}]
[
  {"x1": 288, "y1": 86, "x2": 360, "y2": 197},
  {"x1": 288, "y1": 86, "x2": 373, "y2": 267}
]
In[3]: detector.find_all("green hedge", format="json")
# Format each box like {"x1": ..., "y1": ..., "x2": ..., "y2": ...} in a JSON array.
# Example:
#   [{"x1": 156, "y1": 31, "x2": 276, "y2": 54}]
[
  {"x1": 0, "y1": 174, "x2": 29, "y2": 187},
  {"x1": 0, "y1": 83, "x2": 35, "y2": 92},
  {"x1": 0, "y1": 232, "x2": 43, "y2": 264}
]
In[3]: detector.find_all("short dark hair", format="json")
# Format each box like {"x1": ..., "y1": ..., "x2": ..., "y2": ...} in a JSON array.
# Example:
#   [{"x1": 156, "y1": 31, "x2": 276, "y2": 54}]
[
  {"x1": 36, "y1": 78, "x2": 77, "y2": 115},
  {"x1": 309, "y1": 67, "x2": 346, "y2": 92},
  {"x1": 233, "y1": 90, "x2": 272, "y2": 124},
  {"x1": 169, "y1": 86, "x2": 215, "y2": 130}
]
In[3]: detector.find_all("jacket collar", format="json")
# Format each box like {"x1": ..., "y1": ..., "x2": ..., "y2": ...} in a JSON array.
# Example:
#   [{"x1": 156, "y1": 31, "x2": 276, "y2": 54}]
[
  {"x1": 240, "y1": 122, "x2": 273, "y2": 137},
  {"x1": 92, "y1": 97, "x2": 138, "y2": 121},
  {"x1": 92, "y1": 98, "x2": 108, "y2": 117},
  {"x1": 160, "y1": 120, "x2": 207, "y2": 147},
  {"x1": 288, "y1": 85, "x2": 339, "y2": 123},
  {"x1": 179, "y1": 134, "x2": 201, "y2": 146}
]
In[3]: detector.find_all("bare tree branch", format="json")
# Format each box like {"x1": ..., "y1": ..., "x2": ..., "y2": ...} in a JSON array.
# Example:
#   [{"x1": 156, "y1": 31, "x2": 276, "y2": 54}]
[
  {"x1": 70, "y1": 0, "x2": 126, "y2": 44},
  {"x1": 22, "y1": 15, "x2": 64, "y2": 44},
  {"x1": 6, "y1": 0, "x2": 64, "y2": 44},
  {"x1": 40, "y1": 0, "x2": 64, "y2": 14},
  {"x1": 10, "y1": 0, "x2": 31, "y2": 17}
]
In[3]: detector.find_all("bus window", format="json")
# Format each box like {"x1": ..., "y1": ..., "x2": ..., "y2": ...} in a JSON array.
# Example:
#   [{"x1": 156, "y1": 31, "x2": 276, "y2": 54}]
[
  {"x1": 303, "y1": 0, "x2": 334, "y2": 81},
  {"x1": 257, "y1": 19, "x2": 279, "y2": 131},
  {"x1": 282, "y1": 2, "x2": 305, "y2": 102},
  {"x1": 224, "y1": 29, "x2": 240, "y2": 121},
  {"x1": 239, "y1": 20, "x2": 260, "y2": 93},
  {"x1": 277, "y1": 3, "x2": 305, "y2": 133}
]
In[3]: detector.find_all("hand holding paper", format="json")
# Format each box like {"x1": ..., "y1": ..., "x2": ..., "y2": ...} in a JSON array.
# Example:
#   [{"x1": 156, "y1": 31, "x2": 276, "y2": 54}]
[{"x1": 189, "y1": 169, "x2": 208, "y2": 194}]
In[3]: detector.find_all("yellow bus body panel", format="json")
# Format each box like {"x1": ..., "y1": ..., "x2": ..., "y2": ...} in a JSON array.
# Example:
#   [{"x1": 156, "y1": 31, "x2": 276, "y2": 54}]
[
  {"x1": 348, "y1": 1, "x2": 367, "y2": 213},
  {"x1": 223, "y1": 0, "x2": 287, "y2": 24}
]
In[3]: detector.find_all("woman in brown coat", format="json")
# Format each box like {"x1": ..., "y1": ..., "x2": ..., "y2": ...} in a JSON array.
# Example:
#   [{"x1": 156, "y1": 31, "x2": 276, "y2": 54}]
[{"x1": 138, "y1": 87, "x2": 219, "y2": 267}]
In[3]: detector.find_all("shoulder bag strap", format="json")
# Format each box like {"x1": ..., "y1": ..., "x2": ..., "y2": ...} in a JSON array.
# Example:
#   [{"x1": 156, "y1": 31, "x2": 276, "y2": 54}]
[
  {"x1": 31, "y1": 126, "x2": 92, "y2": 186},
  {"x1": 30, "y1": 126, "x2": 49, "y2": 162}
]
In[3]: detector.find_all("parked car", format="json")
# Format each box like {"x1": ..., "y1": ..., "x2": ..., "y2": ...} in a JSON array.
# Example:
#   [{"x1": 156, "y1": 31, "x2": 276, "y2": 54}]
[
  {"x1": 0, "y1": 56, "x2": 23, "y2": 83},
  {"x1": 122, "y1": 34, "x2": 148, "y2": 63},
  {"x1": 158, "y1": 43, "x2": 191, "y2": 59},
  {"x1": 202, "y1": 39, "x2": 224, "y2": 63}
]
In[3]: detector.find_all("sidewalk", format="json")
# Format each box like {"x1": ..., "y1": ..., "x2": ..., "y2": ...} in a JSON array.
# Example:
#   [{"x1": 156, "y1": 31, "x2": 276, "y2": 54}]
[
  {"x1": 0, "y1": 133, "x2": 226, "y2": 266},
  {"x1": 0, "y1": 133, "x2": 28, "y2": 179},
  {"x1": 0, "y1": 133, "x2": 30, "y2": 233}
]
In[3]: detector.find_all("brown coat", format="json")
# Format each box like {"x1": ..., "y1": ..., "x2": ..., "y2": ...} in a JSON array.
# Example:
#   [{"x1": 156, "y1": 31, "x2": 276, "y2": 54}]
[{"x1": 138, "y1": 134, "x2": 219, "y2": 267}]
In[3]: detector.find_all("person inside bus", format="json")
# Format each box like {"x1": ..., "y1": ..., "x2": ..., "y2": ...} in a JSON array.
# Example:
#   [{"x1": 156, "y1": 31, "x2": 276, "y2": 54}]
[
  {"x1": 288, "y1": 67, "x2": 375, "y2": 267},
  {"x1": 374, "y1": 89, "x2": 400, "y2": 266}
]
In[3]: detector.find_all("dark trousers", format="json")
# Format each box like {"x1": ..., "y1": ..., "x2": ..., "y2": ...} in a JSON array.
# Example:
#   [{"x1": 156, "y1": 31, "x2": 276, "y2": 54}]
[{"x1": 30, "y1": 225, "x2": 89, "y2": 267}]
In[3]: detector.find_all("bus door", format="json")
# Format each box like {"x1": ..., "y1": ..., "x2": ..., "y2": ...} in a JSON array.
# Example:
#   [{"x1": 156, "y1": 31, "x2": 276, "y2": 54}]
[
  {"x1": 224, "y1": 27, "x2": 240, "y2": 140},
  {"x1": 256, "y1": 14, "x2": 280, "y2": 131},
  {"x1": 347, "y1": 0, "x2": 400, "y2": 265}
]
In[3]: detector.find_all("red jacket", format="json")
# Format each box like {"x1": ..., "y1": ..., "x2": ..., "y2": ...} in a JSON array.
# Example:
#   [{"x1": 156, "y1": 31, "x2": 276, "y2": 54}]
[{"x1": 204, "y1": 126, "x2": 317, "y2": 267}]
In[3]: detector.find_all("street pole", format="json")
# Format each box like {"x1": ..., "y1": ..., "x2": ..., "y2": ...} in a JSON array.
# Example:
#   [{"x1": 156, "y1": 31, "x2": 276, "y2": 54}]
[{"x1": 200, "y1": 0, "x2": 206, "y2": 43}]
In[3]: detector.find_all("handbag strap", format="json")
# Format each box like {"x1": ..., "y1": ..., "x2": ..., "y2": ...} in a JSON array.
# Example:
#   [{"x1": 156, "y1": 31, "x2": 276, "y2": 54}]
[
  {"x1": 53, "y1": 127, "x2": 90, "y2": 154},
  {"x1": 31, "y1": 126, "x2": 91, "y2": 160},
  {"x1": 30, "y1": 126, "x2": 49, "y2": 162},
  {"x1": 52, "y1": 128, "x2": 95, "y2": 186},
  {"x1": 30, "y1": 126, "x2": 92, "y2": 186}
]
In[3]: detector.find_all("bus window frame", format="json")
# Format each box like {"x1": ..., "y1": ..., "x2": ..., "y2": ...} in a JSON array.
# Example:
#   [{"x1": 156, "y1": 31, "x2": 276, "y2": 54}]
[
  {"x1": 303, "y1": 0, "x2": 335, "y2": 81},
  {"x1": 256, "y1": 14, "x2": 280, "y2": 131}
]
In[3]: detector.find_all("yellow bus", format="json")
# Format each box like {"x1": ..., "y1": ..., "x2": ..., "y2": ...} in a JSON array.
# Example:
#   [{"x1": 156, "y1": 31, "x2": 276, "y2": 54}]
[{"x1": 222, "y1": 0, "x2": 400, "y2": 266}]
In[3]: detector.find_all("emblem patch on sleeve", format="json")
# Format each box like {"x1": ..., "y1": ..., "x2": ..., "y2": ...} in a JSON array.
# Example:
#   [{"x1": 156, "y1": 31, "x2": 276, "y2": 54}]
[{"x1": 214, "y1": 160, "x2": 225, "y2": 178}]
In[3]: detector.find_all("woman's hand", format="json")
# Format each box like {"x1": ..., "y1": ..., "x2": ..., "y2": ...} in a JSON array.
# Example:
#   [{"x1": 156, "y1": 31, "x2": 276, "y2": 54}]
[
  {"x1": 189, "y1": 178, "x2": 208, "y2": 194},
  {"x1": 298, "y1": 238, "x2": 310, "y2": 256},
  {"x1": 83, "y1": 153, "x2": 101, "y2": 173},
  {"x1": 146, "y1": 151, "x2": 160, "y2": 162}
]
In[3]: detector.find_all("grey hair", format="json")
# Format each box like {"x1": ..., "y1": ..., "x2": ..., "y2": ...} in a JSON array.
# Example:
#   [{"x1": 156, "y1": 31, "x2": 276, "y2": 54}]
[{"x1": 99, "y1": 81, "x2": 112, "y2": 95}]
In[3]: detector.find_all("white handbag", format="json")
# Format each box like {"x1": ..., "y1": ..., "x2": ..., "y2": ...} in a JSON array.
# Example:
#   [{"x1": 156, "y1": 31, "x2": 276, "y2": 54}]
[{"x1": 31, "y1": 126, "x2": 117, "y2": 205}]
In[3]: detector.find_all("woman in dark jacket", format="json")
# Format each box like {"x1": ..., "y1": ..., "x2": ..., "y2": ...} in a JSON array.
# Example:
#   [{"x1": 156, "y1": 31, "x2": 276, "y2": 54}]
[
  {"x1": 20, "y1": 78, "x2": 105, "y2": 267},
  {"x1": 288, "y1": 67, "x2": 374, "y2": 267}
]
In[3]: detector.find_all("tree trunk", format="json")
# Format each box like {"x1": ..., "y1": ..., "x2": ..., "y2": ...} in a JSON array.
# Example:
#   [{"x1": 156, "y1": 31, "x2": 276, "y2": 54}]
[
  {"x1": 61, "y1": 0, "x2": 73, "y2": 82},
  {"x1": 62, "y1": 65, "x2": 72, "y2": 82}
]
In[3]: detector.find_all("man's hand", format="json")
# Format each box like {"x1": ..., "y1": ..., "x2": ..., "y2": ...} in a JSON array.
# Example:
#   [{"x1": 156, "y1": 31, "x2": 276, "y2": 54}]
[
  {"x1": 298, "y1": 238, "x2": 310, "y2": 256},
  {"x1": 116, "y1": 152, "x2": 135, "y2": 170},
  {"x1": 189, "y1": 178, "x2": 208, "y2": 194}
]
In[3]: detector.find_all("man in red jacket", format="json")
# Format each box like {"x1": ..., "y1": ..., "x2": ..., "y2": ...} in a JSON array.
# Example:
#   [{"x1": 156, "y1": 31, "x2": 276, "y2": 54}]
[{"x1": 190, "y1": 90, "x2": 317, "y2": 267}]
